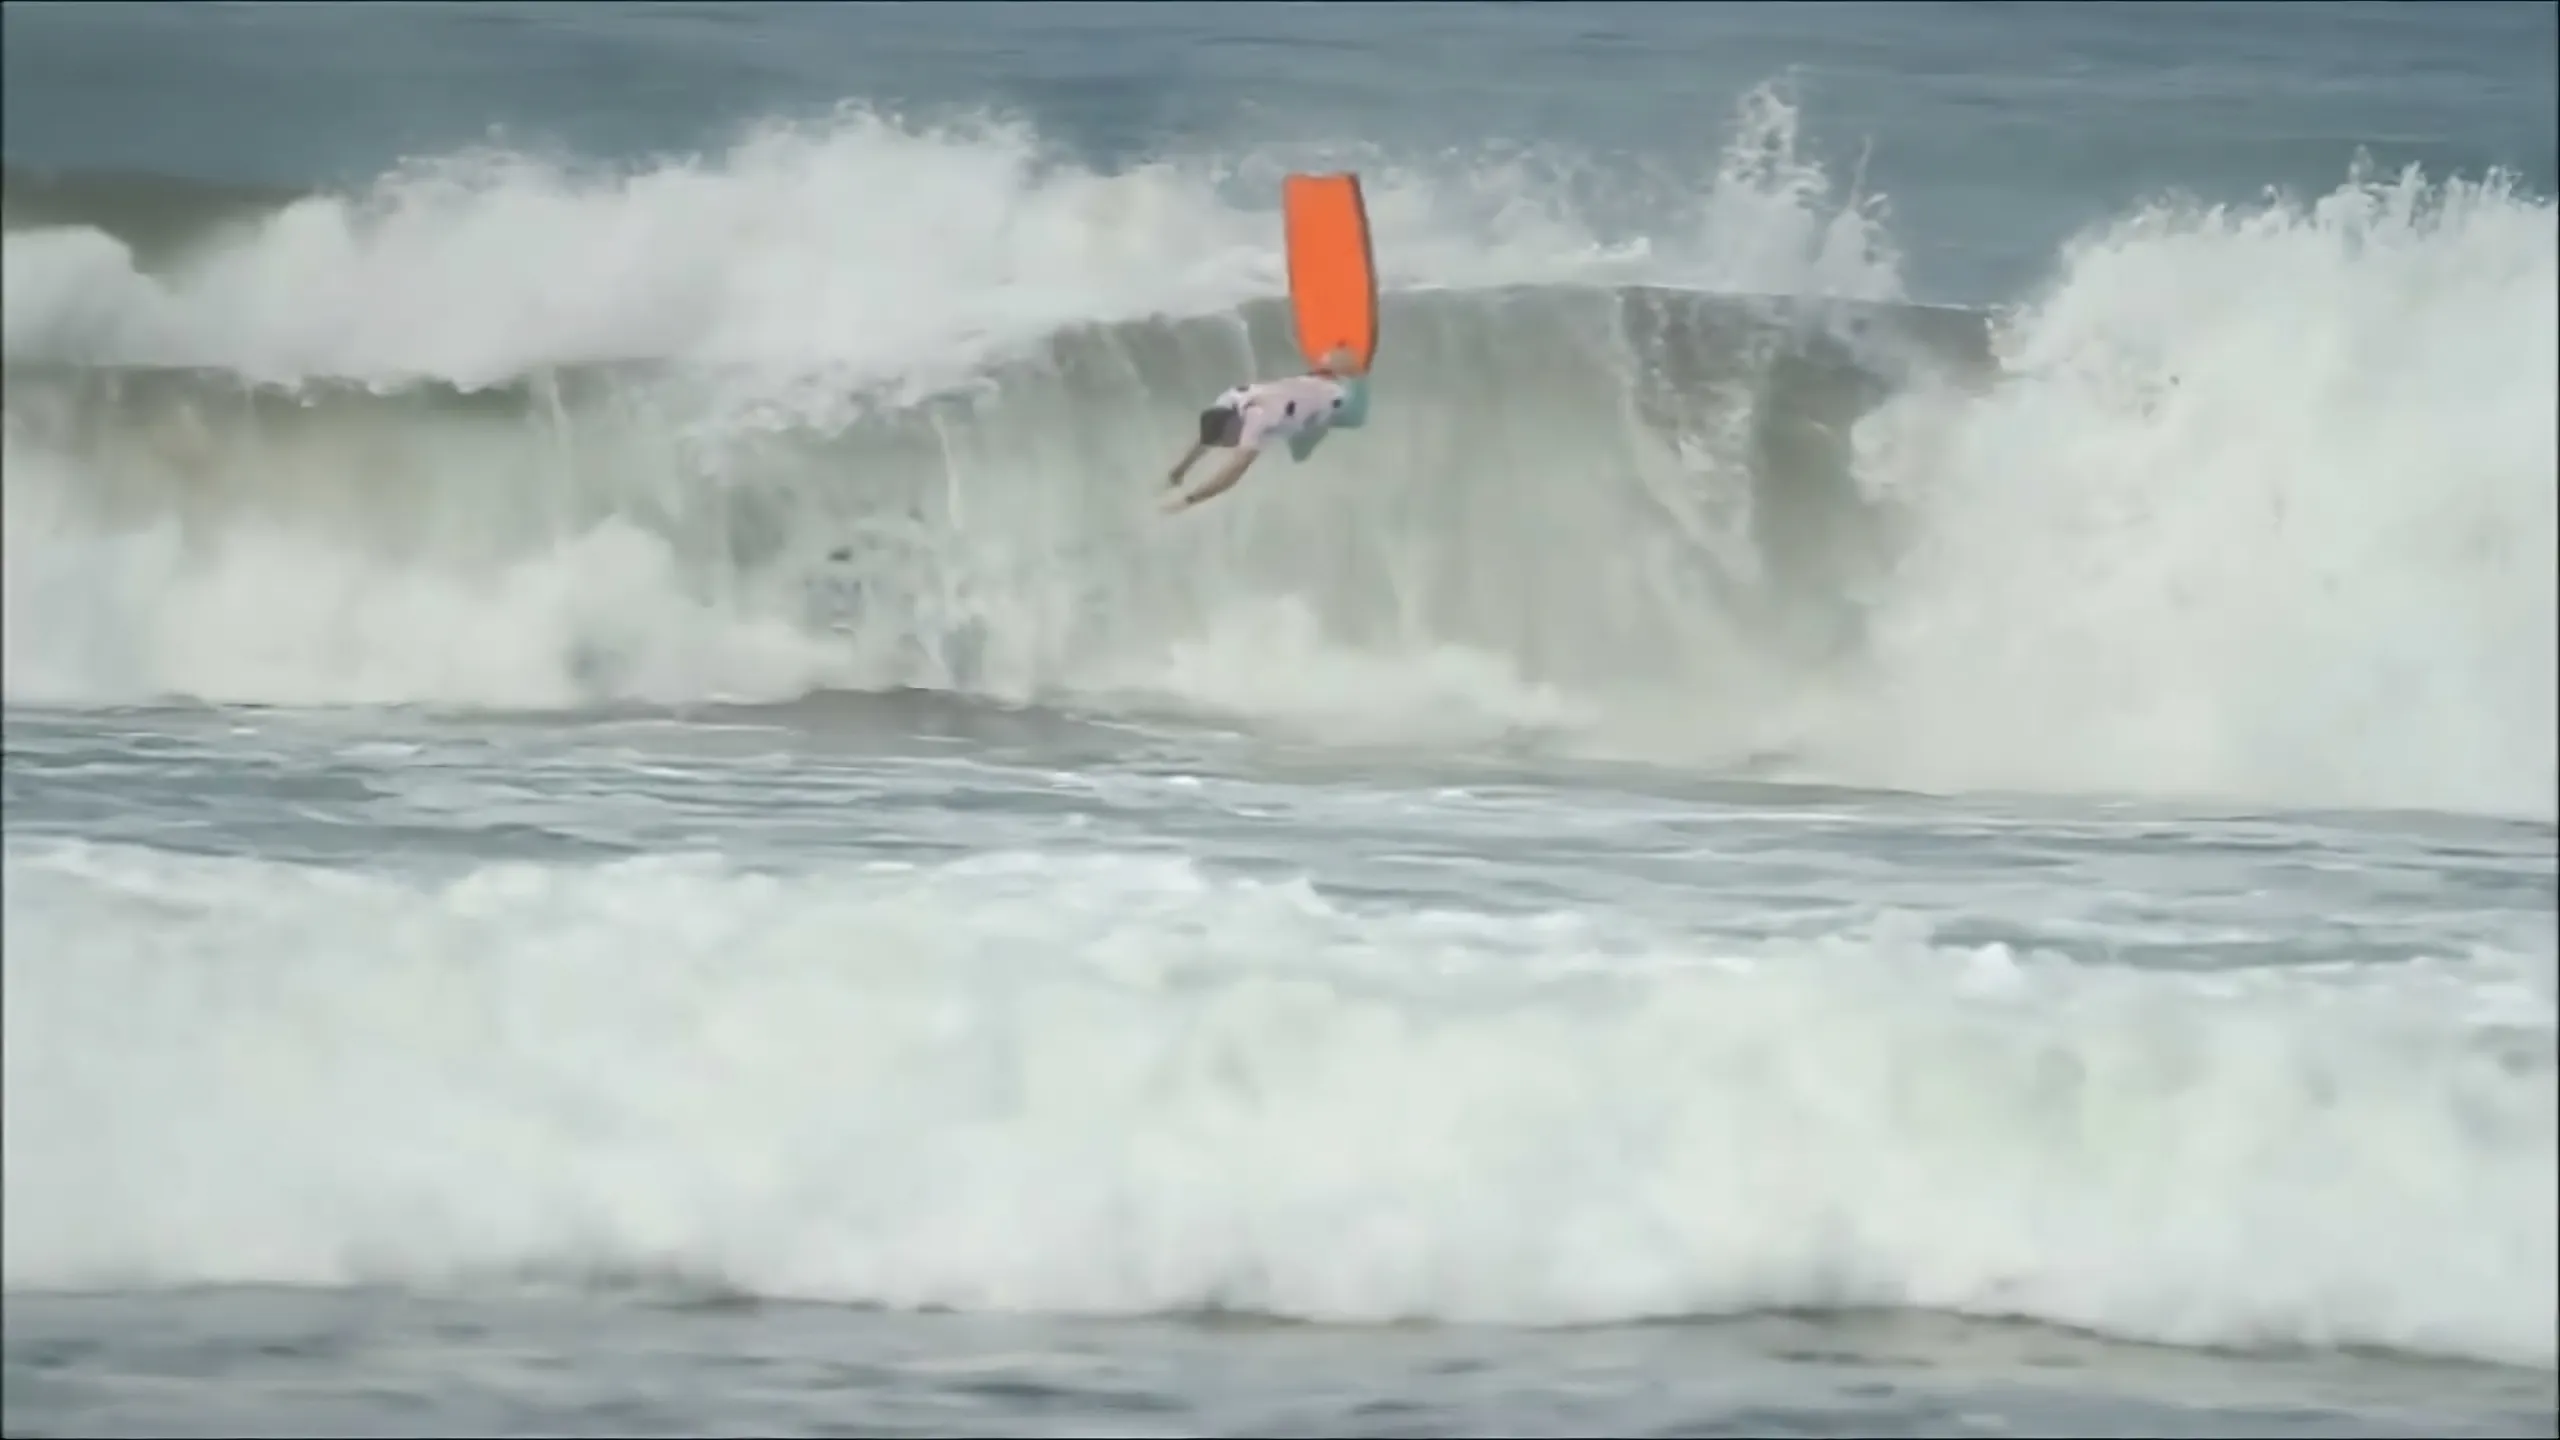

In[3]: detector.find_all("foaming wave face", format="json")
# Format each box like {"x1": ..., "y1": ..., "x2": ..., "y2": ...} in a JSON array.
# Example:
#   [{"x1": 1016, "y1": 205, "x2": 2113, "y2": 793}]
[
  {"x1": 9, "y1": 88, "x2": 2551, "y2": 821},
  {"x1": 2, "y1": 87, "x2": 1900, "y2": 719},
  {"x1": 1815, "y1": 162, "x2": 2559, "y2": 820},
  {"x1": 5, "y1": 838, "x2": 2553, "y2": 1367},
  {"x1": 0, "y1": 484, "x2": 852, "y2": 710}
]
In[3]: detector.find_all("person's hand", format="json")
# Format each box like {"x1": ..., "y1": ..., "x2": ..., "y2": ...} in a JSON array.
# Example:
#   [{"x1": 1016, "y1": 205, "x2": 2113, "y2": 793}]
[{"x1": 1160, "y1": 489, "x2": 1192, "y2": 514}]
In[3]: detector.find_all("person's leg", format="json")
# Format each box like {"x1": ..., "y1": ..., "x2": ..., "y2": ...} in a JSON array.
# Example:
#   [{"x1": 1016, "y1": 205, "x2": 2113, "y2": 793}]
[{"x1": 1168, "y1": 447, "x2": 1261, "y2": 510}]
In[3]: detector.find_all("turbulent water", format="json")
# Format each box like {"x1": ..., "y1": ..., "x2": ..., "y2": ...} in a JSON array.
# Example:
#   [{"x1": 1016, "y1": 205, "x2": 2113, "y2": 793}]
[
  {"x1": 5, "y1": 3, "x2": 2556, "y2": 1437},
  {"x1": 9, "y1": 118, "x2": 2548, "y2": 815}
]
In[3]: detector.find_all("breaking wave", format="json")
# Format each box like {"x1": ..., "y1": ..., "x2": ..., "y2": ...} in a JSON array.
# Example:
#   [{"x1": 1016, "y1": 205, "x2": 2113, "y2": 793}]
[
  {"x1": 5, "y1": 91, "x2": 2551, "y2": 818},
  {"x1": 5, "y1": 836, "x2": 2553, "y2": 1369}
]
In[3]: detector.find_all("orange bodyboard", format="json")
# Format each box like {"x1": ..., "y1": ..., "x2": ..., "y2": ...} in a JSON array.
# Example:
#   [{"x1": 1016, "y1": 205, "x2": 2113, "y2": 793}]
[{"x1": 1282, "y1": 172, "x2": 1378, "y2": 372}]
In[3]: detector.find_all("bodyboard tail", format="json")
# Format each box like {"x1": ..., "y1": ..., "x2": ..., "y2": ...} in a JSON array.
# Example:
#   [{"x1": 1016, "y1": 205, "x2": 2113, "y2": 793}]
[{"x1": 1282, "y1": 172, "x2": 1379, "y2": 371}]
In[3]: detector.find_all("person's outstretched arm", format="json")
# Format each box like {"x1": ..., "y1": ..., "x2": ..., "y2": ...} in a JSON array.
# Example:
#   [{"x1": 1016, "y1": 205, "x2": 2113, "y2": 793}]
[
  {"x1": 1165, "y1": 448, "x2": 1261, "y2": 512},
  {"x1": 1167, "y1": 440, "x2": 1209, "y2": 487}
]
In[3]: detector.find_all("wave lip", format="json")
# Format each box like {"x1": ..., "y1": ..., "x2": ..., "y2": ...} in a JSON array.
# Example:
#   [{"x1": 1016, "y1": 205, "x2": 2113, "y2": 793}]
[{"x1": 2, "y1": 164, "x2": 303, "y2": 269}]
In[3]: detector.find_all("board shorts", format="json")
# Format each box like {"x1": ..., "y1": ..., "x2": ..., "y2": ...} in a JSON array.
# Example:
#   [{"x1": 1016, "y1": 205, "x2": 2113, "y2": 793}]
[{"x1": 1197, "y1": 373, "x2": 1359, "y2": 451}]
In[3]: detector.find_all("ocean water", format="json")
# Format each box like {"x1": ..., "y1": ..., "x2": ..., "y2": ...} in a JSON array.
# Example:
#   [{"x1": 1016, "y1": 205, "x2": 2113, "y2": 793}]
[{"x1": 4, "y1": 2, "x2": 2555, "y2": 1436}]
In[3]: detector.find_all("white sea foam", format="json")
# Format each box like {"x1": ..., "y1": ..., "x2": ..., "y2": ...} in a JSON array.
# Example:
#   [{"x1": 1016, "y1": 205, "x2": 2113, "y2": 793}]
[
  {"x1": 3, "y1": 837, "x2": 2550, "y2": 1368},
  {"x1": 4, "y1": 91, "x2": 2551, "y2": 820}
]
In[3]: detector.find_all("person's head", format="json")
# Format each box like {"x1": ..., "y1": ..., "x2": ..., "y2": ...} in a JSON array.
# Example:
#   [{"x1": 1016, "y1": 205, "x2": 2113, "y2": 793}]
[
  {"x1": 1316, "y1": 345, "x2": 1363, "y2": 377},
  {"x1": 1197, "y1": 403, "x2": 1245, "y2": 448}
]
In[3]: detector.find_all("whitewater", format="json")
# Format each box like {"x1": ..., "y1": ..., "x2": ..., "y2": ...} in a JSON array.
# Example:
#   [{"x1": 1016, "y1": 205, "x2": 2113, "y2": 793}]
[
  {"x1": 4, "y1": 5, "x2": 2555, "y2": 1431},
  {"x1": 8, "y1": 90, "x2": 2549, "y2": 818}
]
